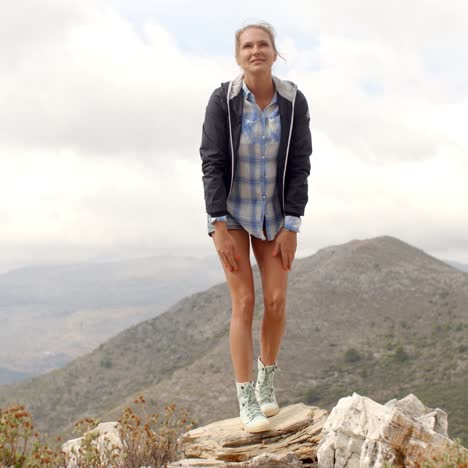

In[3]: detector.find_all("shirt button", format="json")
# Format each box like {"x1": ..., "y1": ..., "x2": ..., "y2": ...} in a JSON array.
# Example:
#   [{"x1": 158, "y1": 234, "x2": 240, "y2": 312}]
[{"x1": 262, "y1": 195, "x2": 266, "y2": 199}]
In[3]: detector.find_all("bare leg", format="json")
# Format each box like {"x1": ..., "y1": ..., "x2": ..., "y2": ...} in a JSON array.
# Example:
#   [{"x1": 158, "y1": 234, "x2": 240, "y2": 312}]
[
  {"x1": 213, "y1": 229, "x2": 255, "y2": 382},
  {"x1": 251, "y1": 230, "x2": 289, "y2": 366}
]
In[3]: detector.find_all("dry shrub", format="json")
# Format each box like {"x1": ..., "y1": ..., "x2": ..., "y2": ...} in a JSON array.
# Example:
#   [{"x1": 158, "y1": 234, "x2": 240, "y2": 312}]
[
  {"x1": 0, "y1": 404, "x2": 67, "y2": 466},
  {"x1": 383, "y1": 437, "x2": 468, "y2": 468},
  {"x1": 1, "y1": 395, "x2": 196, "y2": 467},
  {"x1": 415, "y1": 438, "x2": 468, "y2": 468},
  {"x1": 117, "y1": 394, "x2": 196, "y2": 467}
]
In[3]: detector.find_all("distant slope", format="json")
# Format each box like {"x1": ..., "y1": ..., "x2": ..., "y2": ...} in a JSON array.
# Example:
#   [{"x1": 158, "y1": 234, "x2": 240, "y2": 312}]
[
  {"x1": 0, "y1": 255, "x2": 224, "y2": 377},
  {"x1": 0, "y1": 368, "x2": 31, "y2": 385},
  {"x1": 0, "y1": 236, "x2": 467, "y2": 445},
  {"x1": 445, "y1": 260, "x2": 468, "y2": 273}
]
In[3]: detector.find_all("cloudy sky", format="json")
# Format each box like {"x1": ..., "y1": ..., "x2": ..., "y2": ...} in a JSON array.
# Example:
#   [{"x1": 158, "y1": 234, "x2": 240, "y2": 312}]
[{"x1": 1, "y1": 0, "x2": 467, "y2": 273}]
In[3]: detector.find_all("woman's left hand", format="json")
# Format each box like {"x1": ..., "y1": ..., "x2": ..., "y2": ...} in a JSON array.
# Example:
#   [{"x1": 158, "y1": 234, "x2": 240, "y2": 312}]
[{"x1": 272, "y1": 228, "x2": 297, "y2": 271}]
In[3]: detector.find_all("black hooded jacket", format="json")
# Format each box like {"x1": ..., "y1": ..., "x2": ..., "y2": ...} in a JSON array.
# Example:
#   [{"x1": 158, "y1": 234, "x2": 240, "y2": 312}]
[{"x1": 200, "y1": 74, "x2": 312, "y2": 219}]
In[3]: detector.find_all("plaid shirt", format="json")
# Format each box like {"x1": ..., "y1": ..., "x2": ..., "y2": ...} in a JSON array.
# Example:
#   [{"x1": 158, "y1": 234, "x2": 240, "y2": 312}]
[{"x1": 209, "y1": 81, "x2": 301, "y2": 240}]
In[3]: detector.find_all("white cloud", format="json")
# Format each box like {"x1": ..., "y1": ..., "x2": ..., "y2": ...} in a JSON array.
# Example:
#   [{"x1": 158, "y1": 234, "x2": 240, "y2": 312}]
[
  {"x1": 0, "y1": 147, "x2": 205, "y2": 242},
  {"x1": 0, "y1": 3, "x2": 236, "y2": 157},
  {"x1": 0, "y1": 0, "x2": 91, "y2": 66},
  {"x1": 306, "y1": 132, "x2": 468, "y2": 244}
]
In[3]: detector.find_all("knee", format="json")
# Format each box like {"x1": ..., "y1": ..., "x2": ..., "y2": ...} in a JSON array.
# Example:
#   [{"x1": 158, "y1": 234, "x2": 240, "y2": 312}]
[
  {"x1": 231, "y1": 292, "x2": 255, "y2": 322},
  {"x1": 264, "y1": 293, "x2": 286, "y2": 319}
]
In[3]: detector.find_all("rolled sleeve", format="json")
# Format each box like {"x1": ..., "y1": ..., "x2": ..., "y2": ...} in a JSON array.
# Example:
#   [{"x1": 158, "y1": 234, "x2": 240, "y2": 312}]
[
  {"x1": 284, "y1": 215, "x2": 301, "y2": 233},
  {"x1": 209, "y1": 215, "x2": 228, "y2": 226}
]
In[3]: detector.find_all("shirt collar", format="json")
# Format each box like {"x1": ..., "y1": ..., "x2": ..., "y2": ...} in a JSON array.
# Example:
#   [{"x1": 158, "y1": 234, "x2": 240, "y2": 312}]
[
  {"x1": 242, "y1": 80, "x2": 254, "y2": 101},
  {"x1": 242, "y1": 80, "x2": 278, "y2": 105}
]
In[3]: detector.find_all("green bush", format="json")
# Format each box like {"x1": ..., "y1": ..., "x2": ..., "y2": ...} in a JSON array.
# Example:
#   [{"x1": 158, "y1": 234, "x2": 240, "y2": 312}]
[
  {"x1": 344, "y1": 348, "x2": 362, "y2": 363},
  {"x1": 304, "y1": 387, "x2": 321, "y2": 405},
  {"x1": 359, "y1": 368, "x2": 368, "y2": 379},
  {"x1": 393, "y1": 345, "x2": 409, "y2": 362},
  {"x1": 100, "y1": 357, "x2": 113, "y2": 368}
]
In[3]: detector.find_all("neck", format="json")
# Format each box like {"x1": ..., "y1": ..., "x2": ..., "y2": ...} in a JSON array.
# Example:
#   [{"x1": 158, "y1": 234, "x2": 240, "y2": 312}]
[{"x1": 243, "y1": 72, "x2": 274, "y2": 100}]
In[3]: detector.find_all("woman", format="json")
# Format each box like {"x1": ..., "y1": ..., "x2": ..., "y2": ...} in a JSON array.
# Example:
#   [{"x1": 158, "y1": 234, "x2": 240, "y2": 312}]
[{"x1": 200, "y1": 22, "x2": 312, "y2": 433}]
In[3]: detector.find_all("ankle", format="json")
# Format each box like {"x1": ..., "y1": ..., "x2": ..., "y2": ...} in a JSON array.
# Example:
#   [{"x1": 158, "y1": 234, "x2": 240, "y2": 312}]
[{"x1": 259, "y1": 356, "x2": 276, "y2": 366}]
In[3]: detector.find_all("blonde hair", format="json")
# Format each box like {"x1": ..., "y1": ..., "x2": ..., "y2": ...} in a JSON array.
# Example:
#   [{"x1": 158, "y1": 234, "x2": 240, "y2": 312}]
[{"x1": 235, "y1": 21, "x2": 285, "y2": 61}]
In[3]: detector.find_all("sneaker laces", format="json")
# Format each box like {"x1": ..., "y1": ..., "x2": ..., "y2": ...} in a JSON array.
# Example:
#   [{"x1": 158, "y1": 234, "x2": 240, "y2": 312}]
[
  {"x1": 258, "y1": 363, "x2": 279, "y2": 403},
  {"x1": 242, "y1": 384, "x2": 263, "y2": 421}
]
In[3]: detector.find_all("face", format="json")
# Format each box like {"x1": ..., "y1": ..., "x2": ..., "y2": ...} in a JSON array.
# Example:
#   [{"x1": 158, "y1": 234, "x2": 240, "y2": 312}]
[{"x1": 236, "y1": 27, "x2": 277, "y2": 75}]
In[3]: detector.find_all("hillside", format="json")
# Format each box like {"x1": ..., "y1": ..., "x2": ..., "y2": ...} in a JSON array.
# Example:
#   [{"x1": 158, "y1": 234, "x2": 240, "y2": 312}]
[
  {"x1": 0, "y1": 236, "x2": 467, "y2": 445},
  {"x1": 0, "y1": 255, "x2": 223, "y2": 377}
]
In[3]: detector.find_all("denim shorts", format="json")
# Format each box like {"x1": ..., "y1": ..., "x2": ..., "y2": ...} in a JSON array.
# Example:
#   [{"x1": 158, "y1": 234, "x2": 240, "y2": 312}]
[{"x1": 207, "y1": 213, "x2": 245, "y2": 237}]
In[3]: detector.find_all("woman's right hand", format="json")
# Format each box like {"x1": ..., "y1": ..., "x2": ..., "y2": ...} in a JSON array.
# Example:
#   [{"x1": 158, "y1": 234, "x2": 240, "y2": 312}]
[{"x1": 213, "y1": 226, "x2": 239, "y2": 272}]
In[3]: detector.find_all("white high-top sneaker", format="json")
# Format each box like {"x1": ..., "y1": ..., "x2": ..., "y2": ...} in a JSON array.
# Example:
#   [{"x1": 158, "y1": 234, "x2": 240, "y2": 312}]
[
  {"x1": 235, "y1": 381, "x2": 271, "y2": 433},
  {"x1": 255, "y1": 356, "x2": 280, "y2": 417}
]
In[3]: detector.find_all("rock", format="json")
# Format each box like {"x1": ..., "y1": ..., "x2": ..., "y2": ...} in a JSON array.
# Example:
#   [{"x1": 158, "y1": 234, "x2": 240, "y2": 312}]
[
  {"x1": 384, "y1": 393, "x2": 448, "y2": 437},
  {"x1": 167, "y1": 459, "x2": 226, "y2": 467},
  {"x1": 168, "y1": 451, "x2": 303, "y2": 467},
  {"x1": 316, "y1": 392, "x2": 465, "y2": 467},
  {"x1": 171, "y1": 403, "x2": 327, "y2": 467}
]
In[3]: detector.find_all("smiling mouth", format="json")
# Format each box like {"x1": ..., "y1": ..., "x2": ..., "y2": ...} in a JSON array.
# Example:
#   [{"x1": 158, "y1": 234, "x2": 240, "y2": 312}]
[{"x1": 251, "y1": 59, "x2": 264, "y2": 63}]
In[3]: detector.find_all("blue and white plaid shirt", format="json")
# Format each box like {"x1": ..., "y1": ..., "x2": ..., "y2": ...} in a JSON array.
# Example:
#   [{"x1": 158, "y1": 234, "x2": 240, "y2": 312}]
[{"x1": 209, "y1": 81, "x2": 301, "y2": 240}]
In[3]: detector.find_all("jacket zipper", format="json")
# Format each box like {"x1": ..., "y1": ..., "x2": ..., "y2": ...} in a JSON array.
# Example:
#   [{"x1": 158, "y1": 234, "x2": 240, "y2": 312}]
[{"x1": 226, "y1": 80, "x2": 235, "y2": 200}]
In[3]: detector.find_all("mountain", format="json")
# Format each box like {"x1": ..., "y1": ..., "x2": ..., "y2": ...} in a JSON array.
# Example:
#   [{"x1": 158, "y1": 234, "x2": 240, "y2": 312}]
[
  {"x1": 0, "y1": 367, "x2": 30, "y2": 385},
  {"x1": 445, "y1": 260, "x2": 468, "y2": 273},
  {"x1": 0, "y1": 236, "x2": 466, "y2": 445},
  {"x1": 0, "y1": 255, "x2": 224, "y2": 378}
]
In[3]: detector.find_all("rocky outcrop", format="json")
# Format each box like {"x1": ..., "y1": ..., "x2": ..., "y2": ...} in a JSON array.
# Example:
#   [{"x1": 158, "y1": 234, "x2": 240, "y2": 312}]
[
  {"x1": 168, "y1": 452, "x2": 304, "y2": 467},
  {"x1": 170, "y1": 403, "x2": 327, "y2": 467},
  {"x1": 61, "y1": 393, "x2": 466, "y2": 467},
  {"x1": 317, "y1": 392, "x2": 464, "y2": 467}
]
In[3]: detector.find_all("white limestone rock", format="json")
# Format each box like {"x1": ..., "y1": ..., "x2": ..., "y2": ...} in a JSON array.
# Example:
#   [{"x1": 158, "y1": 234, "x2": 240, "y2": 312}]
[{"x1": 317, "y1": 392, "x2": 460, "y2": 468}]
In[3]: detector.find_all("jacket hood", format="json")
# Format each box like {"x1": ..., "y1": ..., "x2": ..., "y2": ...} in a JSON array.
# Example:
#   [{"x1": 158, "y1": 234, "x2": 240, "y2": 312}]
[{"x1": 225, "y1": 74, "x2": 298, "y2": 103}]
